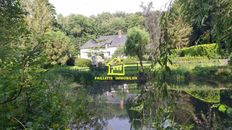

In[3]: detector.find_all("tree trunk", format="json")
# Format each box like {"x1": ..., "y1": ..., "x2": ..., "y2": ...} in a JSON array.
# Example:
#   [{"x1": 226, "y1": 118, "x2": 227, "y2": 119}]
[
  {"x1": 139, "y1": 57, "x2": 144, "y2": 73},
  {"x1": 208, "y1": 9, "x2": 213, "y2": 43}
]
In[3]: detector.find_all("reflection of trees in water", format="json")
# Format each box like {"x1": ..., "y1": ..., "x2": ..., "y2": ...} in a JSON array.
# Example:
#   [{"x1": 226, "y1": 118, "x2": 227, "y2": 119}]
[
  {"x1": 171, "y1": 90, "x2": 232, "y2": 129},
  {"x1": 125, "y1": 82, "x2": 187, "y2": 129},
  {"x1": 125, "y1": 83, "x2": 232, "y2": 129},
  {"x1": 74, "y1": 84, "x2": 132, "y2": 129},
  {"x1": 71, "y1": 82, "x2": 232, "y2": 129}
]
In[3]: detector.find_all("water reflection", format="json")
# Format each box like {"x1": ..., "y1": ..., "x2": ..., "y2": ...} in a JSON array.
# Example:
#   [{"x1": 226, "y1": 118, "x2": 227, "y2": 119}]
[{"x1": 76, "y1": 82, "x2": 232, "y2": 130}]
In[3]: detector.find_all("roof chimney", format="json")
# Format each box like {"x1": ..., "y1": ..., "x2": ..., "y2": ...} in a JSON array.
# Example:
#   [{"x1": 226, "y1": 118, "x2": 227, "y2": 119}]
[{"x1": 118, "y1": 30, "x2": 122, "y2": 38}]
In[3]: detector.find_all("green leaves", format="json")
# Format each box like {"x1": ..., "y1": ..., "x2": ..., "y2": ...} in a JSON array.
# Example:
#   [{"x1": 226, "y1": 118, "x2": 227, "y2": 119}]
[
  {"x1": 20, "y1": 0, "x2": 54, "y2": 35},
  {"x1": 125, "y1": 27, "x2": 149, "y2": 72},
  {"x1": 43, "y1": 31, "x2": 74, "y2": 65},
  {"x1": 125, "y1": 27, "x2": 149, "y2": 56},
  {"x1": 130, "y1": 103, "x2": 144, "y2": 113}
]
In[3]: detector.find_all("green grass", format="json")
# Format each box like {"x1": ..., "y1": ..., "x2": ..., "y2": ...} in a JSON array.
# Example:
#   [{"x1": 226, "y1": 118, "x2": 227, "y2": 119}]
[
  {"x1": 66, "y1": 66, "x2": 90, "y2": 71},
  {"x1": 170, "y1": 56, "x2": 227, "y2": 70},
  {"x1": 124, "y1": 63, "x2": 151, "y2": 75},
  {"x1": 65, "y1": 62, "x2": 152, "y2": 75},
  {"x1": 63, "y1": 58, "x2": 231, "y2": 85}
]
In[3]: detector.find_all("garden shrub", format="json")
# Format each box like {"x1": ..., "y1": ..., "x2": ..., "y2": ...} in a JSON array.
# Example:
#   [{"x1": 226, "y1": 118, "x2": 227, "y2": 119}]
[
  {"x1": 174, "y1": 44, "x2": 219, "y2": 58},
  {"x1": 75, "y1": 58, "x2": 91, "y2": 67}
]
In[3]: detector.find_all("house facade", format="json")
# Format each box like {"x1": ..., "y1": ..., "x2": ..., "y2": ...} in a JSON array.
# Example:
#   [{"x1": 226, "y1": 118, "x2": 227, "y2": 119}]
[{"x1": 80, "y1": 32, "x2": 127, "y2": 62}]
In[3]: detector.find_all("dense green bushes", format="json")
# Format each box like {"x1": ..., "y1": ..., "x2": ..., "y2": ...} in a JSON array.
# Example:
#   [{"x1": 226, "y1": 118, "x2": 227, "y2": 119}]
[
  {"x1": 165, "y1": 66, "x2": 232, "y2": 84},
  {"x1": 229, "y1": 53, "x2": 232, "y2": 65},
  {"x1": 50, "y1": 67, "x2": 94, "y2": 85},
  {"x1": 171, "y1": 56, "x2": 224, "y2": 68},
  {"x1": 75, "y1": 58, "x2": 91, "y2": 67},
  {"x1": 174, "y1": 44, "x2": 219, "y2": 58}
]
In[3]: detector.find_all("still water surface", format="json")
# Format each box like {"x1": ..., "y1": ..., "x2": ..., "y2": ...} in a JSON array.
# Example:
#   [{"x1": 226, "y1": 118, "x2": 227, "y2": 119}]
[{"x1": 78, "y1": 83, "x2": 232, "y2": 130}]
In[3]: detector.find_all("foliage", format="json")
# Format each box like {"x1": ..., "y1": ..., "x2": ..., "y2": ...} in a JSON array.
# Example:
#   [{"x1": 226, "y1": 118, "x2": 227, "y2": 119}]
[
  {"x1": 165, "y1": 1, "x2": 192, "y2": 49},
  {"x1": 57, "y1": 12, "x2": 146, "y2": 54},
  {"x1": 141, "y1": 2, "x2": 161, "y2": 60},
  {"x1": 49, "y1": 67, "x2": 94, "y2": 85},
  {"x1": 213, "y1": 0, "x2": 232, "y2": 53},
  {"x1": 93, "y1": 12, "x2": 145, "y2": 36},
  {"x1": 2, "y1": 0, "x2": 232, "y2": 129},
  {"x1": 174, "y1": 44, "x2": 219, "y2": 58},
  {"x1": 125, "y1": 27, "x2": 149, "y2": 72},
  {"x1": 0, "y1": 0, "x2": 26, "y2": 59},
  {"x1": 75, "y1": 58, "x2": 92, "y2": 67},
  {"x1": 112, "y1": 45, "x2": 125, "y2": 58},
  {"x1": 122, "y1": 57, "x2": 138, "y2": 64},
  {"x1": 164, "y1": 66, "x2": 232, "y2": 84},
  {"x1": 43, "y1": 31, "x2": 74, "y2": 65},
  {"x1": 57, "y1": 14, "x2": 96, "y2": 49},
  {"x1": 176, "y1": 0, "x2": 232, "y2": 54},
  {"x1": 125, "y1": 13, "x2": 144, "y2": 29},
  {"x1": 185, "y1": 90, "x2": 220, "y2": 103},
  {"x1": 229, "y1": 53, "x2": 232, "y2": 65},
  {"x1": 0, "y1": 0, "x2": 94, "y2": 129},
  {"x1": 177, "y1": 0, "x2": 216, "y2": 45},
  {"x1": 20, "y1": 0, "x2": 55, "y2": 35}
]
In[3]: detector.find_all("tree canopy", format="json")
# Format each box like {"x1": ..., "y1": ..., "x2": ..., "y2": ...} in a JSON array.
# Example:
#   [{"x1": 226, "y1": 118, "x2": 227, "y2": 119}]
[{"x1": 125, "y1": 27, "x2": 149, "y2": 72}]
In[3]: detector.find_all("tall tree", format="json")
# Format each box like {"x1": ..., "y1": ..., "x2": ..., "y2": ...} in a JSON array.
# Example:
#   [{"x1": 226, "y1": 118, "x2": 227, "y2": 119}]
[
  {"x1": 213, "y1": 0, "x2": 232, "y2": 54},
  {"x1": 141, "y1": 2, "x2": 161, "y2": 60},
  {"x1": 125, "y1": 13, "x2": 144, "y2": 29},
  {"x1": 178, "y1": 0, "x2": 216, "y2": 45},
  {"x1": 0, "y1": 0, "x2": 25, "y2": 59},
  {"x1": 20, "y1": 0, "x2": 55, "y2": 35},
  {"x1": 125, "y1": 27, "x2": 149, "y2": 72},
  {"x1": 165, "y1": 1, "x2": 192, "y2": 49},
  {"x1": 43, "y1": 31, "x2": 74, "y2": 65},
  {"x1": 57, "y1": 14, "x2": 96, "y2": 53}
]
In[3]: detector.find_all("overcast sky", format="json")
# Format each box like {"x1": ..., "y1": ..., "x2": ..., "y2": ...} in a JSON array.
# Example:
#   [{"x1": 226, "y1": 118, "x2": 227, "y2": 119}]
[{"x1": 49, "y1": 0, "x2": 171, "y2": 16}]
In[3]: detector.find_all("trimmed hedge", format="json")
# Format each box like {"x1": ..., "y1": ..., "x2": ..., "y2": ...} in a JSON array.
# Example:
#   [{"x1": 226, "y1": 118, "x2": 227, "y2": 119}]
[
  {"x1": 75, "y1": 58, "x2": 91, "y2": 67},
  {"x1": 174, "y1": 44, "x2": 219, "y2": 58}
]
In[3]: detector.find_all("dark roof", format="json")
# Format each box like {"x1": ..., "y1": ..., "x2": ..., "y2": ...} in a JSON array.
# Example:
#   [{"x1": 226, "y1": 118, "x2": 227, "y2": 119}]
[{"x1": 80, "y1": 35, "x2": 127, "y2": 49}]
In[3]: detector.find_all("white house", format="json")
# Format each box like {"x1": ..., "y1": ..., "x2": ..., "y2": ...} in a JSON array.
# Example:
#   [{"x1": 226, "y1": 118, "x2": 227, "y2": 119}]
[{"x1": 80, "y1": 31, "x2": 127, "y2": 64}]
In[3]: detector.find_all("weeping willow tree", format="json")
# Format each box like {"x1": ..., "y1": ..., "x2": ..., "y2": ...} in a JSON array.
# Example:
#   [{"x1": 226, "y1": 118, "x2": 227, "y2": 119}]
[
  {"x1": 177, "y1": 0, "x2": 232, "y2": 55},
  {"x1": 177, "y1": 0, "x2": 217, "y2": 45},
  {"x1": 213, "y1": 0, "x2": 232, "y2": 54},
  {"x1": 126, "y1": 1, "x2": 192, "y2": 129}
]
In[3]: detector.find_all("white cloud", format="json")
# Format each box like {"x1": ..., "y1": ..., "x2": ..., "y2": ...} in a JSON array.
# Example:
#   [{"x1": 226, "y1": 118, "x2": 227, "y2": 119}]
[{"x1": 49, "y1": 0, "x2": 171, "y2": 16}]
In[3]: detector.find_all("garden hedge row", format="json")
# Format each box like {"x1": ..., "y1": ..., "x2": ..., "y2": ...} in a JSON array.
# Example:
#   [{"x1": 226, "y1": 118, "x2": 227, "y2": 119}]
[{"x1": 174, "y1": 44, "x2": 219, "y2": 58}]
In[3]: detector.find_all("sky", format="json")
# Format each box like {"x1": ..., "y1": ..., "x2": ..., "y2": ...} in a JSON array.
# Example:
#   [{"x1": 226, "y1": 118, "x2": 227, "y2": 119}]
[{"x1": 49, "y1": 0, "x2": 171, "y2": 16}]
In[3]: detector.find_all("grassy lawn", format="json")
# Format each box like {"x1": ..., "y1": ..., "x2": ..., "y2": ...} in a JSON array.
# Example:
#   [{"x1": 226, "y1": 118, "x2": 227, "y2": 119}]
[
  {"x1": 66, "y1": 62, "x2": 152, "y2": 75},
  {"x1": 64, "y1": 58, "x2": 231, "y2": 84},
  {"x1": 66, "y1": 66, "x2": 90, "y2": 71}
]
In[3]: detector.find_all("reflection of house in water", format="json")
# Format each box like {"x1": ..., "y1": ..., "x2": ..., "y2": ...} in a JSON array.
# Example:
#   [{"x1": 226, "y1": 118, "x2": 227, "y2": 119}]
[{"x1": 103, "y1": 84, "x2": 133, "y2": 105}]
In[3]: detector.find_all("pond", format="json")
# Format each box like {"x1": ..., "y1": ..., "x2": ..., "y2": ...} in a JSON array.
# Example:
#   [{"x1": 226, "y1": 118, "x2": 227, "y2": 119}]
[{"x1": 72, "y1": 82, "x2": 232, "y2": 130}]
